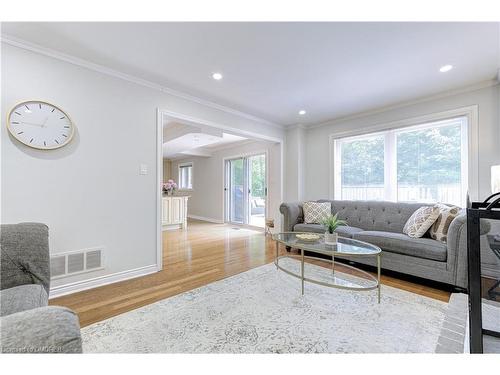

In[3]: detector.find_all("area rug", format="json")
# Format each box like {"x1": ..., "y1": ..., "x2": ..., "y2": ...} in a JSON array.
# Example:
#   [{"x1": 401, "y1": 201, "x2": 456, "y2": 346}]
[
  {"x1": 82, "y1": 258, "x2": 448, "y2": 353},
  {"x1": 482, "y1": 299, "x2": 500, "y2": 353}
]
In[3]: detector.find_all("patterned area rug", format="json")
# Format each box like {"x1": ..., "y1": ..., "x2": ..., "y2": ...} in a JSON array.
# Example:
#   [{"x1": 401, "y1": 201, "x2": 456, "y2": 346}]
[
  {"x1": 482, "y1": 299, "x2": 500, "y2": 353},
  {"x1": 82, "y1": 258, "x2": 448, "y2": 353}
]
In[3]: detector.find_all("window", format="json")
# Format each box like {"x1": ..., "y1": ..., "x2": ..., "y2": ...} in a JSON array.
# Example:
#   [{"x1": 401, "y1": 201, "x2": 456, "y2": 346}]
[
  {"x1": 178, "y1": 163, "x2": 193, "y2": 190},
  {"x1": 339, "y1": 134, "x2": 385, "y2": 201},
  {"x1": 333, "y1": 117, "x2": 468, "y2": 206}
]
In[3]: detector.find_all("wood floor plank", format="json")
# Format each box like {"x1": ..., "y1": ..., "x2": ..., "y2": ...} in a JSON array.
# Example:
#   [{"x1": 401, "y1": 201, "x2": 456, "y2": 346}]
[{"x1": 50, "y1": 220, "x2": 451, "y2": 327}]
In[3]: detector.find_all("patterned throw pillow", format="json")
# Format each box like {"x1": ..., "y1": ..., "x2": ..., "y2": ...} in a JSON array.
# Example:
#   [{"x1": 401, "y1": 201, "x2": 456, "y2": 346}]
[
  {"x1": 303, "y1": 202, "x2": 331, "y2": 224},
  {"x1": 428, "y1": 204, "x2": 461, "y2": 242},
  {"x1": 403, "y1": 206, "x2": 440, "y2": 238}
]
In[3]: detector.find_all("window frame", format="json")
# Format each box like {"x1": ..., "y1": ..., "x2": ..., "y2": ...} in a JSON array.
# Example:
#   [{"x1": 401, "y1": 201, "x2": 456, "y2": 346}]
[
  {"x1": 329, "y1": 106, "x2": 478, "y2": 206},
  {"x1": 178, "y1": 162, "x2": 193, "y2": 191}
]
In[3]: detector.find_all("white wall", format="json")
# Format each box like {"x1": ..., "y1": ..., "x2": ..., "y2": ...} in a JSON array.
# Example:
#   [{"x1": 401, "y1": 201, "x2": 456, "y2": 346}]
[
  {"x1": 171, "y1": 140, "x2": 282, "y2": 229},
  {"x1": 1, "y1": 43, "x2": 284, "y2": 294},
  {"x1": 284, "y1": 127, "x2": 306, "y2": 202},
  {"x1": 302, "y1": 84, "x2": 500, "y2": 202}
]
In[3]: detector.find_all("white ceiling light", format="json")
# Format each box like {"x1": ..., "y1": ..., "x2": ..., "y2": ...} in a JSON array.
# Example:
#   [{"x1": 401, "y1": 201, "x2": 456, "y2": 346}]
[
  {"x1": 298, "y1": 110, "x2": 306, "y2": 115},
  {"x1": 439, "y1": 64, "x2": 453, "y2": 73},
  {"x1": 212, "y1": 72, "x2": 223, "y2": 80}
]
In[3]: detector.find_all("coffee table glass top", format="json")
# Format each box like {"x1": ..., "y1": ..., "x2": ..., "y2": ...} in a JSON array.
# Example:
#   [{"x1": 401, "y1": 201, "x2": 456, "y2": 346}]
[{"x1": 272, "y1": 232, "x2": 381, "y2": 256}]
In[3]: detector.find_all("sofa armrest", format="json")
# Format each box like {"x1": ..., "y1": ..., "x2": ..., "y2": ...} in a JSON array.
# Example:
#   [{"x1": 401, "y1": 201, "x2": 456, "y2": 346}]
[
  {"x1": 279, "y1": 202, "x2": 304, "y2": 231},
  {"x1": 0, "y1": 306, "x2": 82, "y2": 353},
  {"x1": 0, "y1": 223, "x2": 50, "y2": 294},
  {"x1": 447, "y1": 213, "x2": 491, "y2": 288}
]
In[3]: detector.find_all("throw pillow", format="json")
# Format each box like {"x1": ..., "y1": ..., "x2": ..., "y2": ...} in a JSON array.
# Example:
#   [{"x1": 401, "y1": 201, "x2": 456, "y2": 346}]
[
  {"x1": 403, "y1": 206, "x2": 440, "y2": 238},
  {"x1": 303, "y1": 202, "x2": 331, "y2": 224},
  {"x1": 429, "y1": 203, "x2": 461, "y2": 242}
]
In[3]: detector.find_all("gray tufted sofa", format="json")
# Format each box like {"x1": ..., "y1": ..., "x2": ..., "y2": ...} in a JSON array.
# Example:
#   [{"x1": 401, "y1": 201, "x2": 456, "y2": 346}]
[
  {"x1": 280, "y1": 200, "x2": 490, "y2": 289},
  {"x1": 0, "y1": 223, "x2": 82, "y2": 353}
]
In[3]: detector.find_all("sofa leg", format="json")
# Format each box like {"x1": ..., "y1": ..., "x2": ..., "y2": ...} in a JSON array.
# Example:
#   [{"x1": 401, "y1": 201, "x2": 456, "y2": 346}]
[{"x1": 286, "y1": 246, "x2": 291, "y2": 252}]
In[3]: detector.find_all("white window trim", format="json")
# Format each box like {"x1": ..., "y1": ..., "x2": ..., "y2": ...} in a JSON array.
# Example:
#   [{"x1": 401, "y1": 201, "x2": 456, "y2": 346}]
[
  {"x1": 178, "y1": 162, "x2": 193, "y2": 191},
  {"x1": 329, "y1": 105, "x2": 479, "y2": 204}
]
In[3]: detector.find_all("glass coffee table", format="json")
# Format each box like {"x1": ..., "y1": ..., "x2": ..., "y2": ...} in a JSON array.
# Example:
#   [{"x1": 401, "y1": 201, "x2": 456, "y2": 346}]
[{"x1": 272, "y1": 232, "x2": 382, "y2": 303}]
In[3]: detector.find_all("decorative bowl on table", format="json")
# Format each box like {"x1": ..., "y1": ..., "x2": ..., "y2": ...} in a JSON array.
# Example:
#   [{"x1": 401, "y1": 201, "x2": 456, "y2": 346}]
[{"x1": 296, "y1": 233, "x2": 320, "y2": 243}]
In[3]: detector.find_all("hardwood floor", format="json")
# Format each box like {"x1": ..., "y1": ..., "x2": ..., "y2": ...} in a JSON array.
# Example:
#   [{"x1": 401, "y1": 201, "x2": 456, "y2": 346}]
[{"x1": 50, "y1": 220, "x2": 451, "y2": 328}]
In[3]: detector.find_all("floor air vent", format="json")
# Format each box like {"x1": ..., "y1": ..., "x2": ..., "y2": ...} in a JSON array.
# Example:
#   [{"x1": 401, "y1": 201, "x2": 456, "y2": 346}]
[{"x1": 50, "y1": 247, "x2": 104, "y2": 279}]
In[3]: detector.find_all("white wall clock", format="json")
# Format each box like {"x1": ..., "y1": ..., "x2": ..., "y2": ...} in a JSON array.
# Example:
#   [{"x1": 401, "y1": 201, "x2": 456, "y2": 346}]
[{"x1": 7, "y1": 100, "x2": 75, "y2": 150}]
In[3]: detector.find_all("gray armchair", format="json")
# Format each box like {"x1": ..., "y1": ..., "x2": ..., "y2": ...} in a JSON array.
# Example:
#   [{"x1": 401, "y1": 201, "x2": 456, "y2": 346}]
[{"x1": 0, "y1": 223, "x2": 82, "y2": 353}]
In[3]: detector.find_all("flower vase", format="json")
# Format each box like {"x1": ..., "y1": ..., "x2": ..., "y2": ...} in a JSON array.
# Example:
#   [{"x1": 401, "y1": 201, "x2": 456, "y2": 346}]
[{"x1": 324, "y1": 232, "x2": 338, "y2": 245}]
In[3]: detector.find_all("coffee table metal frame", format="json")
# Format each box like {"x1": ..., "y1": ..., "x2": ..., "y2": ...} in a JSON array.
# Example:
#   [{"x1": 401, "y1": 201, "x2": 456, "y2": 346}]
[{"x1": 273, "y1": 232, "x2": 382, "y2": 303}]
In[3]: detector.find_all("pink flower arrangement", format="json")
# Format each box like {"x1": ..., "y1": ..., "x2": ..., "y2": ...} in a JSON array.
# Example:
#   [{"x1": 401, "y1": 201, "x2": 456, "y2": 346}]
[{"x1": 162, "y1": 179, "x2": 177, "y2": 194}]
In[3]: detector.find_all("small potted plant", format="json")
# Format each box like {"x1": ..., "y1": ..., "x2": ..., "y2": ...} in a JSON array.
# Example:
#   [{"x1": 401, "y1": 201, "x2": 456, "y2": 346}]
[
  {"x1": 162, "y1": 179, "x2": 177, "y2": 195},
  {"x1": 321, "y1": 213, "x2": 347, "y2": 245}
]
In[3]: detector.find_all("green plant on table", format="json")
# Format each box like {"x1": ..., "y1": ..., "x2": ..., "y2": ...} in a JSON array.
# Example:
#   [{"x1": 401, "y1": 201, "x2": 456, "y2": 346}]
[{"x1": 321, "y1": 213, "x2": 347, "y2": 234}]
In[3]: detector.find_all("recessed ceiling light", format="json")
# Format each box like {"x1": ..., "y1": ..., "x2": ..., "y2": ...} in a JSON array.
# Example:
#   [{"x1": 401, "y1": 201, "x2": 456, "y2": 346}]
[
  {"x1": 298, "y1": 110, "x2": 306, "y2": 115},
  {"x1": 439, "y1": 65, "x2": 453, "y2": 73},
  {"x1": 212, "y1": 72, "x2": 223, "y2": 80}
]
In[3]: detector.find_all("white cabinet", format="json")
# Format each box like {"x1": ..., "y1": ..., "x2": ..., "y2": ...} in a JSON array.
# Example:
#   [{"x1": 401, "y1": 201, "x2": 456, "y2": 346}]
[
  {"x1": 171, "y1": 197, "x2": 183, "y2": 224},
  {"x1": 162, "y1": 195, "x2": 189, "y2": 230},
  {"x1": 162, "y1": 197, "x2": 170, "y2": 225}
]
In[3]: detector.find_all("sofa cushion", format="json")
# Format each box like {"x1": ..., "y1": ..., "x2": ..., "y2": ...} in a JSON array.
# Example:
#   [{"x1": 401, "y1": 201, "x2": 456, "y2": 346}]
[
  {"x1": 322, "y1": 200, "x2": 431, "y2": 233},
  {"x1": 293, "y1": 224, "x2": 364, "y2": 238},
  {"x1": 303, "y1": 201, "x2": 331, "y2": 224},
  {"x1": 0, "y1": 284, "x2": 48, "y2": 317},
  {"x1": 429, "y1": 204, "x2": 461, "y2": 242},
  {"x1": 0, "y1": 306, "x2": 82, "y2": 353},
  {"x1": 294, "y1": 223, "x2": 324, "y2": 233},
  {"x1": 333, "y1": 226, "x2": 365, "y2": 238},
  {"x1": 352, "y1": 231, "x2": 447, "y2": 262},
  {"x1": 403, "y1": 206, "x2": 440, "y2": 238},
  {"x1": 1, "y1": 223, "x2": 50, "y2": 294}
]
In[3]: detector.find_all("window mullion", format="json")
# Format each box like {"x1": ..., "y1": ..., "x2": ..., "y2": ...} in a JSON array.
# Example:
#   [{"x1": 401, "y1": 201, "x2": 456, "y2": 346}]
[
  {"x1": 334, "y1": 141, "x2": 342, "y2": 200},
  {"x1": 384, "y1": 131, "x2": 397, "y2": 201}
]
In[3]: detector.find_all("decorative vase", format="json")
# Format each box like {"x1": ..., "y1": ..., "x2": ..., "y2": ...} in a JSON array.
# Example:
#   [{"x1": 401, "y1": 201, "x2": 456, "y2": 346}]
[{"x1": 324, "y1": 231, "x2": 338, "y2": 245}]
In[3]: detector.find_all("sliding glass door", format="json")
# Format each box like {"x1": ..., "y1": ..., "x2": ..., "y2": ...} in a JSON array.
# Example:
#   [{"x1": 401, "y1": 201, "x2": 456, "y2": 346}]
[
  {"x1": 248, "y1": 154, "x2": 266, "y2": 227},
  {"x1": 225, "y1": 154, "x2": 266, "y2": 227},
  {"x1": 227, "y1": 158, "x2": 245, "y2": 224}
]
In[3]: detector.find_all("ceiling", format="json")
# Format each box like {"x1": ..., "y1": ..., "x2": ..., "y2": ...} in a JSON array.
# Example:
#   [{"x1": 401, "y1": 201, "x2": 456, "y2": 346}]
[
  {"x1": 2, "y1": 22, "x2": 499, "y2": 127},
  {"x1": 163, "y1": 121, "x2": 248, "y2": 159}
]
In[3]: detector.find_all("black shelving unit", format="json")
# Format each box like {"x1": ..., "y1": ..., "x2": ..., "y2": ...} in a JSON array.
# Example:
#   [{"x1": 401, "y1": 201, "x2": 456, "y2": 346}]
[{"x1": 467, "y1": 193, "x2": 500, "y2": 353}]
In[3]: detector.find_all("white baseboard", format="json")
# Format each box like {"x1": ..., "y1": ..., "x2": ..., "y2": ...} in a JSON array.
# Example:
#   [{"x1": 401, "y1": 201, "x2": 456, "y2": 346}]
[
  {"x1": 49, "y1": 264, "x2": 158, "y2": 299},
  {"x1": 229, "y1": 223, "x2": 265, "y2": 232},
  {"x1": 162, "y1": 224, "x2": 183, "y2": 231},
  {"x1": 188, "y1": 214, "x2": 224, "y2": 224}
]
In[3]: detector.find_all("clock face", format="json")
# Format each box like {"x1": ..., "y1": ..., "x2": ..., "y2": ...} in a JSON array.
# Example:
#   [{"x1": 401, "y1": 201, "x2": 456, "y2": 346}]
[{"x1": 7, "y1": 101, "x2": 74, "y2": 150}]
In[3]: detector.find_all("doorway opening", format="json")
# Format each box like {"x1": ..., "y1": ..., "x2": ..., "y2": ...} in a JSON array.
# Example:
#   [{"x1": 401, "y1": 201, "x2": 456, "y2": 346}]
[
  {"x1": 224, "y1": 153, "x2": 267, "y2": 228},
  {"x1": 156, "y1": 109, "x2": 283, "y2": 282}
]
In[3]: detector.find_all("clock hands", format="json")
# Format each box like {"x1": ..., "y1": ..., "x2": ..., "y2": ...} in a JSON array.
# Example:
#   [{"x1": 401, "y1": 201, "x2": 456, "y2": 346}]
[
  {"x1": 20, "y1": 117, "x2": 50, "y2": 128},
  {"x1": 19, "y1": 121, "x2": 44, "y2": 127}
]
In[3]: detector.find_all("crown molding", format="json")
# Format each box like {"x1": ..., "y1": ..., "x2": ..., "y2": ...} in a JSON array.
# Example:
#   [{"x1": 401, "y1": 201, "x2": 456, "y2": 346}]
[
  {"x1": 307, "y1": 79, "x2": 499, "y2": 130},
  {"x1": 284, "y1": 123, "x2": 307, "y2": 131},
  {"x1": 1, "y1": 34, "x2": 284, "y2": 130}
]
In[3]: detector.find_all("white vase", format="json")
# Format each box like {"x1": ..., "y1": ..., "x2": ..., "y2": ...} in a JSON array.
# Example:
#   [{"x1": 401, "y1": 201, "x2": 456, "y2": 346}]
[{"x1": 324, "y1": 232, "x2": 338, "y2": 245}]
